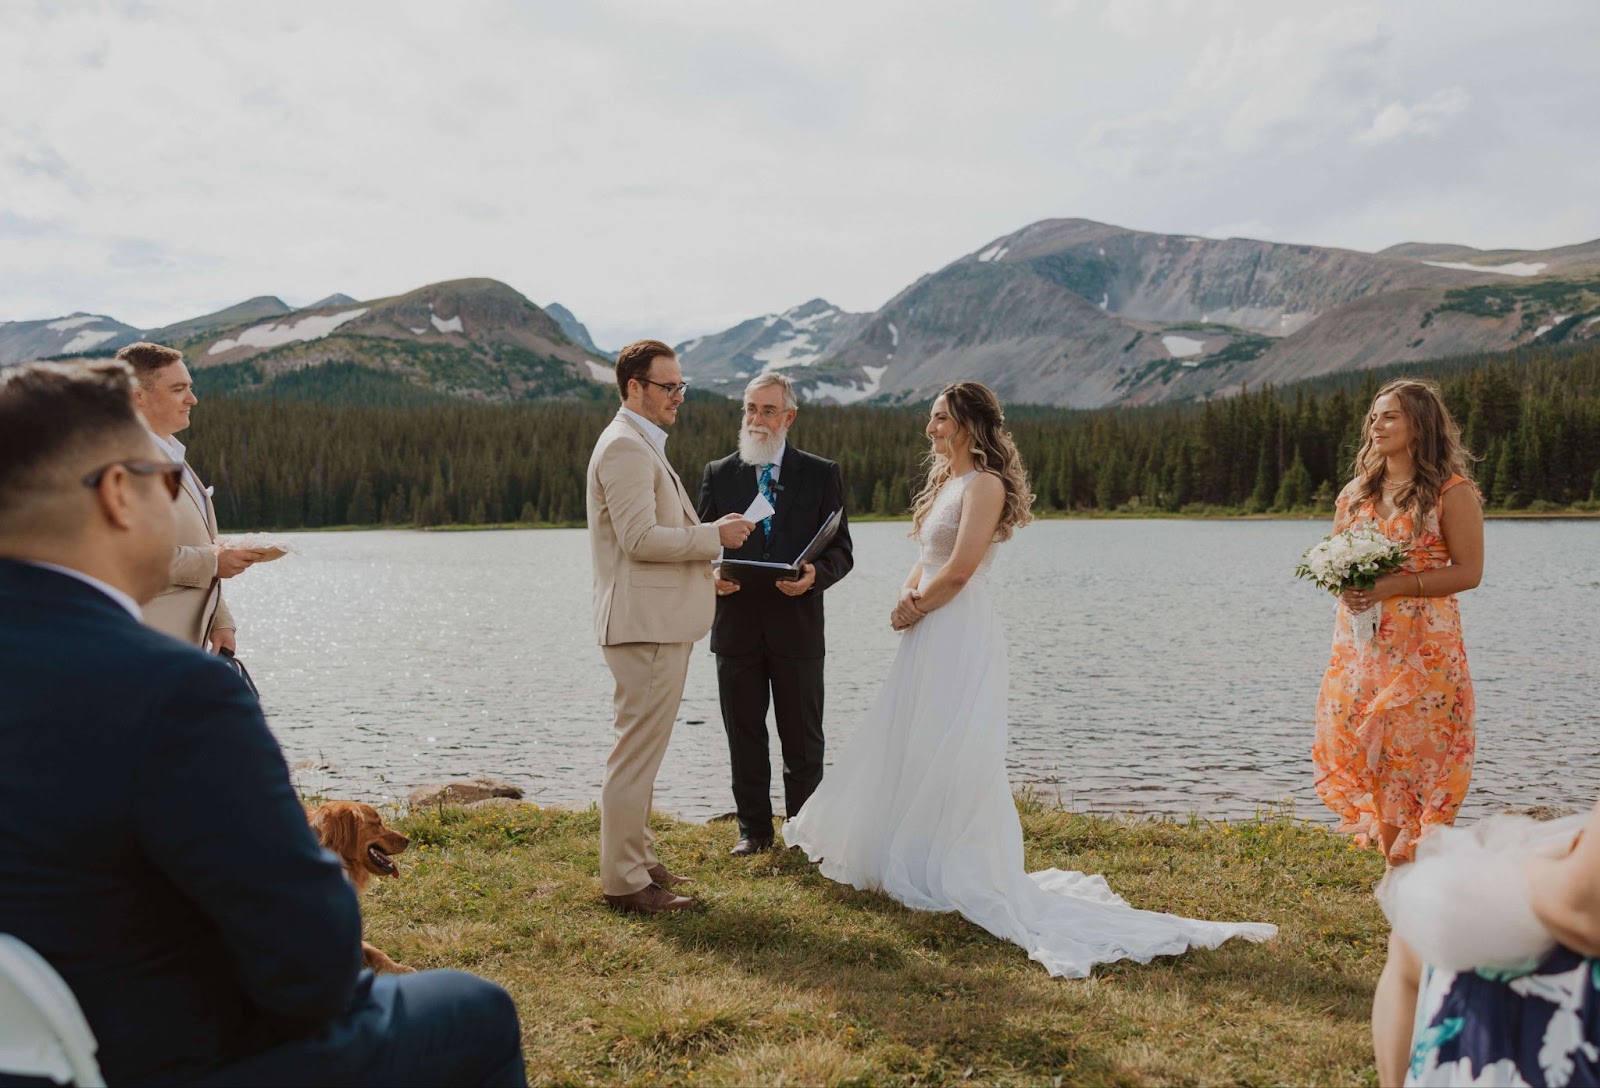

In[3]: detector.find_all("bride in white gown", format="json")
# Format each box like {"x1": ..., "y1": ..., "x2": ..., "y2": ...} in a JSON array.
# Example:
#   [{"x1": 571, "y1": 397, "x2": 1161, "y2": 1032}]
[{"x1": 782, "y1": 381, "x2": 1276, "y2": 978}]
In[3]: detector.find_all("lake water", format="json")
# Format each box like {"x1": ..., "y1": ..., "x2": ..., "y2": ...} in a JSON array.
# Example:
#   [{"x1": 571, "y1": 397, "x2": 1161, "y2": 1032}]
[{"x1": 227, "y1": 520, "x2": 1600, "y2": 824}]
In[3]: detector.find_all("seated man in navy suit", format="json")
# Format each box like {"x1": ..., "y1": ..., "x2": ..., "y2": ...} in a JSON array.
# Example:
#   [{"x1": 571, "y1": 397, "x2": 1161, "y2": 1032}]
[{"x1": 0, "y1": 360, "x2": 524, "y2": 1086}]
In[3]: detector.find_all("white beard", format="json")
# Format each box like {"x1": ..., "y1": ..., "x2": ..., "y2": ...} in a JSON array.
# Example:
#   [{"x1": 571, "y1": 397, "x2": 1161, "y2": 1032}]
[{"x1": 738, "y1": 424, "x2": 788, "y2": 466}]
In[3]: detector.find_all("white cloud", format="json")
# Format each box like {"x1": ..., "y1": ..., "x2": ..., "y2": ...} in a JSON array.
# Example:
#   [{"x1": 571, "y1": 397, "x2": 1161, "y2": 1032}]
[
  {"x1": 1354, "y1": 86, "x2": 1471, "y2": 145},
  {"x1": 0, "y1": 1, "x2": 1595, "y2": 345}
]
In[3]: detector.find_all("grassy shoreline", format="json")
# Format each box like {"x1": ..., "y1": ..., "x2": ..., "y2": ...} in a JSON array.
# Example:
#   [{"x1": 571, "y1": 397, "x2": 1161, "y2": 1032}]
[
  {"x1": 244, "y1": 506, "x2": 1600, "y2": 534},
  {"x1": 358, "y1": 801, "x2": 1388, "y2": 1085}
]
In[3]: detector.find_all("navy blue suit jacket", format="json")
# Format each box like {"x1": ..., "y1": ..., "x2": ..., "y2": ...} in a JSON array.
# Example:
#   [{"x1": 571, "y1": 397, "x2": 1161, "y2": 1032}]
[{"x1": 0, "y1": 560, "x2": 363, "y2": 1085}]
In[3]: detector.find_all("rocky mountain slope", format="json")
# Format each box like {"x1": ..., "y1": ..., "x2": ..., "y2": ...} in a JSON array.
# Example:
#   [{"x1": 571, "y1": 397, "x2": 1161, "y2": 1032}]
[
  {"x1": 11, "y1": 219, "x2": 1600, "y2": 408},
  {"x1": 24, "y1": 279, "x2": 613, "y2": 401},
  {"x1": 545, "y1": 302, "x2": 612, "y2": 360},
  {"x1": 181, "y1": 278, "x2": 612, "y2": 400},
  {"x1": 675, "y1": 299, "x2": 870, "y2": 397},
  {"x1": 0, "y1": 312, "x2": 143, "y2": 365},
  {"x1": 705, "y1": 219, "x2": 1600, "y2": 408},
  {"x1": 145, "y1": 295, "x2": 293, "y2": 344}
]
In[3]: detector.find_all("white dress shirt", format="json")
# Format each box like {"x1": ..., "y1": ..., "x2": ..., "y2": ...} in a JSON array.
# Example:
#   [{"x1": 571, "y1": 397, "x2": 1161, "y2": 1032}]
[
  {"x1": 148, "y1": 430, "x2": 207, "y2": 513},
  {"x1": 763, "y1": 441, "x2": 786, "y2": 482},
  {"x1": 620, "y1": 407, "x2": 670, "y2": 456}
]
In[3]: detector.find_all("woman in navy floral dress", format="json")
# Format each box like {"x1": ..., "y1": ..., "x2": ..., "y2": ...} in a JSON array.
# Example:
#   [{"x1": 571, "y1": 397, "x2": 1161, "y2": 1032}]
[
  {"x1": 1400, "y1": 798, "x2": 1600, "y2": 1086},
  {"x1": 1407, "y1": 948, "x2": 1600, "y2": 1086}
]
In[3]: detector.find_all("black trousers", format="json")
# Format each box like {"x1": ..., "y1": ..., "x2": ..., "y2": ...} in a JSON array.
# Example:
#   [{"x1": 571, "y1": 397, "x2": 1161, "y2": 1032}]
[{"x1": 716, "y1": 651, "x2": 825, "y2": 841}]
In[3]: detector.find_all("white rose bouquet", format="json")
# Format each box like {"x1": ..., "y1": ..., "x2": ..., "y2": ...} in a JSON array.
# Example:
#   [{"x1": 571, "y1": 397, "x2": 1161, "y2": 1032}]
[{"x1": 1295, "y1": 527, "x2": 1407, "y2": 644}]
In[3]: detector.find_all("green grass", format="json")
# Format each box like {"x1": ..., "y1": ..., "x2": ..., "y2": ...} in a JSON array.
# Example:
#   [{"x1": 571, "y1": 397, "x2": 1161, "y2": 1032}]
[{"x1": 353, "y1": 801, "x2": 1391, "y2": 1085}]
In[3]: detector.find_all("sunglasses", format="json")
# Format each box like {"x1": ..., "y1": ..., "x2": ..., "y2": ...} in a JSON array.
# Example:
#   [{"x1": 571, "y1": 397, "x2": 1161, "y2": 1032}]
[{"x1": 81, "y1": 459, "x2": 185, "y2": 502}]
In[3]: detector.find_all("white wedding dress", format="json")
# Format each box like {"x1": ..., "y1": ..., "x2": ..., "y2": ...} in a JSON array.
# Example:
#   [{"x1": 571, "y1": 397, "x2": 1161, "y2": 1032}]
[{"x1": 782, "y1": 471, "x2": 1277, "y2": 978}]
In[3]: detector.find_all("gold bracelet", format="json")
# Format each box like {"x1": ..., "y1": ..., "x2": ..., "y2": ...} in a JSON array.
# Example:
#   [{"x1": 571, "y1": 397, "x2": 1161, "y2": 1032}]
[{"x1": 1415, "y1": 573, "x2": 1424, "y2": 596}]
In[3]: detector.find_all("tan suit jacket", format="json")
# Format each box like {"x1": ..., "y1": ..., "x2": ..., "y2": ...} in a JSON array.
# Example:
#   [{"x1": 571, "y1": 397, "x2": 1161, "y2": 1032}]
[
  {"x1": 587, "y1": 410, "x2": 722, "y2": 895},
  {"x1": 143, "y1": 462, "x2": 234, "y2": 646},
  {"x1": 587, "y1": 411, "x2": 720, "y2": 645}
]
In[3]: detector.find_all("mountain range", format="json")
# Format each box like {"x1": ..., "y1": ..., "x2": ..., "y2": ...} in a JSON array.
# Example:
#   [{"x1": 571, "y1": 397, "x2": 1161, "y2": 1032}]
[
  {"x1": 7, "y1": 217, "x2": 1599, "y2": 407},
  {"x1": 2, "y1": 282, "x2": 613, "y2": 402},
  {"x1": 678, "y1": 219, "x2": 1600, "y2": 408}
]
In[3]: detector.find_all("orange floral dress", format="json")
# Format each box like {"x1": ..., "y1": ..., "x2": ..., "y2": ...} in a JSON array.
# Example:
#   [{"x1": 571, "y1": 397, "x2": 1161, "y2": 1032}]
[{"x1": 1312, "y1": 474, "x2": 1476, "y2": 863}]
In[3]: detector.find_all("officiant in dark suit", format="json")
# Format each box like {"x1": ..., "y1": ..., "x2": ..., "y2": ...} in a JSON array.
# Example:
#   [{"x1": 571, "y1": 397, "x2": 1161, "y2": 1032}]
[{"x1": 697, "y1": 372, "x2": 853, "y2": 856}]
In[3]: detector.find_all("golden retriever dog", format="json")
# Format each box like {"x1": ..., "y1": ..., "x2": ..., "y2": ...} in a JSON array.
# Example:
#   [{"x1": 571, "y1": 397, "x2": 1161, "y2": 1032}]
[{"x1": 308, "y1": 801, "x2": 413, "y2": 974}]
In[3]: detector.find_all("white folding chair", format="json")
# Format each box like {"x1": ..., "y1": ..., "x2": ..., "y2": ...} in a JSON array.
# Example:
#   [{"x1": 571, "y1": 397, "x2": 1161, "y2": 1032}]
[{"x1": 0, "y1": 934, "x2": 105, "y2": 1087}]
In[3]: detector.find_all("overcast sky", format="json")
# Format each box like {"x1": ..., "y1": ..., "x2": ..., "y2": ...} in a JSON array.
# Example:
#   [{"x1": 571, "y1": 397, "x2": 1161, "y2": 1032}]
[{"x1": 5, "y1": 0, "x2": 1598, "y2": 348}]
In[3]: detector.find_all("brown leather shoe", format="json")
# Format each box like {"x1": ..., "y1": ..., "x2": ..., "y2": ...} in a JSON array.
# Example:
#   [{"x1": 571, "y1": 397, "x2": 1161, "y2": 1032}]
[
  {"x1": 603, "y1": 883, "x2": 694, "y2": 915},
  {"x1": 647, "y1": 863, "x2": 691, "y2": 887}
]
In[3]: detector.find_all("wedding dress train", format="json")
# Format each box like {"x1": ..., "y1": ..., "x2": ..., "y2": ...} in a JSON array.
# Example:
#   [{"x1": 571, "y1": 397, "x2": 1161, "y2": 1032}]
[{"x1": 782, "y1": 471, "x2": 1276, "y2": 978}]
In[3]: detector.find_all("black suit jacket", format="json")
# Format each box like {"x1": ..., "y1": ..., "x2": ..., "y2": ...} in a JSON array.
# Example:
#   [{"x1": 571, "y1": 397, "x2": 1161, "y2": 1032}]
[
  {"x1": 0, "y1": 560, "x2": 363, "y2": 1085},
  {"x1": 697, "y1": 445, "x2": 853, "y2": 658}
]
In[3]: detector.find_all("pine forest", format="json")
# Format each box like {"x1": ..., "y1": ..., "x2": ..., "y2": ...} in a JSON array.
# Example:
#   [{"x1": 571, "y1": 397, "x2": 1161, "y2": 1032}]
[{"x1": 185, "y1": 342, "x2": 1600, "y2": 531}]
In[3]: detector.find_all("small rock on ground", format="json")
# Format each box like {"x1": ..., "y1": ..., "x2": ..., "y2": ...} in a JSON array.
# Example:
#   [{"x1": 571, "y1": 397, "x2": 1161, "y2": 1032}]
[{"x1": 408, "y1": 777, "x2": 524, "y2": 807}]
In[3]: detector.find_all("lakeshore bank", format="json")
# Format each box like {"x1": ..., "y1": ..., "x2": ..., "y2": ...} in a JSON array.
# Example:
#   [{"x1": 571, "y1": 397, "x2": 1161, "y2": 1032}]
[
  {"x1": 356, "y1": 801, "x2": 1388, "y2": 1085},
  {"x1": 243, "y1": 505, "x2": 1600, "y2": 534}
]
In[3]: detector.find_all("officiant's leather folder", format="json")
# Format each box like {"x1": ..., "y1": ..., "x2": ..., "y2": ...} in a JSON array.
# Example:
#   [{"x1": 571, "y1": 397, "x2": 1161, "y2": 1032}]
[{"x1": 717, "y1": 508, "x2": 843, "y2": 582}]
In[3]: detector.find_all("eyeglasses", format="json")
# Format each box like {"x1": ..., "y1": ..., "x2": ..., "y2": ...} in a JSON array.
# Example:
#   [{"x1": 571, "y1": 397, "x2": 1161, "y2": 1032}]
[
  {"x1": 743, "y1": 404, "x2": 789, "y2": 420},
  {"x1": 81, "y1": 459, "x2": 184, "y2": 501},
  {"x1": 637, "y1": 378, "x2": 689, "y2": 396}
]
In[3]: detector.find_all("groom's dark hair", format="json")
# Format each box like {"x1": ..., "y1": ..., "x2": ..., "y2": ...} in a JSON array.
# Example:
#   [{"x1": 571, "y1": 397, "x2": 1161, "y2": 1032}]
[{"x1": 614, "y1": 340, "x2": 675, "y2": 401}]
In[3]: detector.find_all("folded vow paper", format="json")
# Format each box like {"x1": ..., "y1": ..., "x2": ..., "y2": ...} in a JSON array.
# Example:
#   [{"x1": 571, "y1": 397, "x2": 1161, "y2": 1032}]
[{"x1": 742, "y1": 491, "x2": 775, "y2": 523}]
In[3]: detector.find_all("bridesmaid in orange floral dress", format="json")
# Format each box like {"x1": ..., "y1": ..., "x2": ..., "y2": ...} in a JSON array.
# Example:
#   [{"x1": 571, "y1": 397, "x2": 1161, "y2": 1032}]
[
  {"x1": 1312, "y1": 378, "x2": 1484, "y2": 865},
  {"x1": 1310, "y1": 377, "x2": 1484, "y2": 1085}
]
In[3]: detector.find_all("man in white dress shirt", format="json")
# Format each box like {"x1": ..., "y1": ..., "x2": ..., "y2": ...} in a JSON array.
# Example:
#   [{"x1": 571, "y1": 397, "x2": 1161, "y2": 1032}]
[{"x1": 118, "y1": 341, "x2": 263, "y2": 650}]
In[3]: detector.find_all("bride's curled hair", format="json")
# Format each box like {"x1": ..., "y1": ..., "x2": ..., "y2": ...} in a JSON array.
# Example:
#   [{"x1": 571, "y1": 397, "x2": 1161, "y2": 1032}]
[{"x1": 910, "y1": 381, "x2": 1035, "y2": 542}]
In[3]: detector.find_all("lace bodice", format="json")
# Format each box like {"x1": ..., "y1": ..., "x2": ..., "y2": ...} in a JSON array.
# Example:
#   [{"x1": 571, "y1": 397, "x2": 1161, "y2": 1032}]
[{"x1": 917, "y1": 471, "x2": 995, "y2": 578}]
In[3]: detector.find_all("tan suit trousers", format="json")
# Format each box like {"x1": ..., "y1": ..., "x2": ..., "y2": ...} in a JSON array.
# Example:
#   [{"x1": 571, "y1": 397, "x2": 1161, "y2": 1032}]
[{"x1": 600, "y1": 640, "x2": 694, "y2": 896}]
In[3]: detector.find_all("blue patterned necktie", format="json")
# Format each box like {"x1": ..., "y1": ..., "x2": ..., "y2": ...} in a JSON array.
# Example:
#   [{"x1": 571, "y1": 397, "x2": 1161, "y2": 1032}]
[{"x1": 757, "y1": 463, "x2": 776, "y2": 537}]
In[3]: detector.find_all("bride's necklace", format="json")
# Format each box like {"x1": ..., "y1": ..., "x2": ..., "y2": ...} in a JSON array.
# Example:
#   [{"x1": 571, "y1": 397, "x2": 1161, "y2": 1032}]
[{"x1": 1381, "y1": 476, "x2": 1414, "y2": 490}]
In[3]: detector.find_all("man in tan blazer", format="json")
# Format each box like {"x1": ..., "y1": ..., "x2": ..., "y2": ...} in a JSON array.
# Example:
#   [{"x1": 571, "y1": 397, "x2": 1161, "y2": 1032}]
[
  {"x1": 588, "y1": 339, "x2": 754, "y2": 914},
  {"x1": 119, "y1": 342, "x2": 263, "y2": 650}
]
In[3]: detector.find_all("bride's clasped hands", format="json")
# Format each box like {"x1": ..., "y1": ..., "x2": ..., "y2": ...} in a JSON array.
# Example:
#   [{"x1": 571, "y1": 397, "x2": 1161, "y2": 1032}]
[{"x1": 890, "y1": 586, "x2": 924, "y2": 631}]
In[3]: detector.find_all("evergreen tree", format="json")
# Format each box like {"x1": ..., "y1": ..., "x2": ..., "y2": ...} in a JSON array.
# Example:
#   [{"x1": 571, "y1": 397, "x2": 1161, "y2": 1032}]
[
  {"x1": 1273, "y1": 449, "x2": 1312, "y2": 511},
  {"x1": 346, "y1": 474, "x2": 377, "y2": 525}
]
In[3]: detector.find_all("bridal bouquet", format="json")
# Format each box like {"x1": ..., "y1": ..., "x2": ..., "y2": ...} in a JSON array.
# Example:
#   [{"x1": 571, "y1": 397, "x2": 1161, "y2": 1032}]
[{"x1": 1295, "y1": 528, "x2": 1407, "y2": 644}]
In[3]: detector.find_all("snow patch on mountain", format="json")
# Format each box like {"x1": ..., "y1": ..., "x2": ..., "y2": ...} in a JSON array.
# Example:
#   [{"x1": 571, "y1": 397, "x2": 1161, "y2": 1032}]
[
  {"x1": 208, "y1": 308, "x2": 368, "y2": 354},
  {"x1": 1162, "y1": 335, "x2": 1206, "y2": 358},
  {"x1": 809, "y1": 364, "x2": 889, "y2": 405},
  {"x1": 1421, "y1": 260, "x2": 1549, "y2": 277},
  {"x1": 752, "y1": 334, "x2": 826, "y2": 370},
  {"x1": 431, "y1": 312, "x2": 464, "y2": 334},
  {"x1": 784, "y1": 303, "x2": 838, "y2": 333},
  {"x1": 62, "y1": 329, "x2": 118, "y2": 353}
]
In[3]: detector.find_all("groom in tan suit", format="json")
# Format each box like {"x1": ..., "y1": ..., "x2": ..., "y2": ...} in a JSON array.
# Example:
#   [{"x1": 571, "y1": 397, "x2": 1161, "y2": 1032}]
[
  {"x1": 119, "y1": 342, "x2": 263, "y2": 649},
  {"x1": 587, "y1": 339, "x2": 754, "y2": 914}
]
